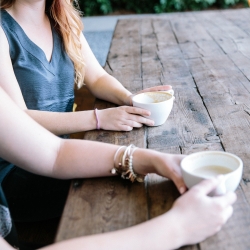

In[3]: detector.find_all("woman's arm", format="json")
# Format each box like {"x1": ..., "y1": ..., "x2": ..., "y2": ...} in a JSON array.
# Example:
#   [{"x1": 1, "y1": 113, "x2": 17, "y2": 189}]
[{"x1": 81, "y1": 31, "x2": 132, "y2": 105}]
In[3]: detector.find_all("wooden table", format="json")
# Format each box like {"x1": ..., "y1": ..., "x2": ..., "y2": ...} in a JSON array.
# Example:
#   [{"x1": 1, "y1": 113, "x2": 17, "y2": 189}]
[{"x1": 56, "y1": 9, "x2": 250, "y2": 249}]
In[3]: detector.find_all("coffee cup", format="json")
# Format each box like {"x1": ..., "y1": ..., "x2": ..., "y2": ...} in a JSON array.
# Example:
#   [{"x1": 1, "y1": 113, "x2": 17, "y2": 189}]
[
  {"x1": 132, "y1": 90, "x2": 174, "y2": 126},
  {"x1": 180, "y1": 151, "x2": 243, "y2": 196}
]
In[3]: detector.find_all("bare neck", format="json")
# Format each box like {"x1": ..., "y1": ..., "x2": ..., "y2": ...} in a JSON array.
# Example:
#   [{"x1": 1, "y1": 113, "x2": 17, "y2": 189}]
[{"x1": 7, "y1": 0, "x2": 47, "y2": 27}]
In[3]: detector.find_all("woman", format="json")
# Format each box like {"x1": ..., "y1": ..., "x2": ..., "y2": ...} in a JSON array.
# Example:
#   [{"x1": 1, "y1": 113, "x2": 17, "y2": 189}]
[
  {"x1": 0, "y1": 0, "x2": 172, "y2": 225},
  {"x1": 0, "y1": 0, "x2": 171, "y2": 134},
  {"x1": 0, "y1": 87, "x2": 236, "y2": 250}
]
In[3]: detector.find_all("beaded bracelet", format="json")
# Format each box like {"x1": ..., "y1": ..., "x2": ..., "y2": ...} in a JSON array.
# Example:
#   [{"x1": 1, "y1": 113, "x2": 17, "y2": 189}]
[
  {"x1": 94, "y1": 108, "x2": 100, "y2": 130},
  {"x1": 111, "y1": 144, "x2": 146, "y2": 183}
]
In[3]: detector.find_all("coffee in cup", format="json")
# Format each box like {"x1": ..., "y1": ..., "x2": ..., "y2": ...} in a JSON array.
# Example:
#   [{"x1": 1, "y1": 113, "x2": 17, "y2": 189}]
[{"x1": 192, "y1": 165, "x2": 232, "y2": 177}]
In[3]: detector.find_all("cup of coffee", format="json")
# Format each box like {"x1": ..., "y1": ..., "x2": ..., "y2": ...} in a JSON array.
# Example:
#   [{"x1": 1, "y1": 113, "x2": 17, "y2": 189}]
[
  {"x1": 132, "y1": 90, "x2": 174, "y2": 126},
  {"x1": 181, "y1": 151, "x2": 243, "y2": 196}
]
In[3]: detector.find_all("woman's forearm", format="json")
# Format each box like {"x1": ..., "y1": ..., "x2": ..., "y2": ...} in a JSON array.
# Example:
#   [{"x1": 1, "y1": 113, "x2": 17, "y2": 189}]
[
  {"x1": 25, "y1": 109, "x2": 98, "y2": 135},
  {"x1": 80, "y1": 34, "x2": 132, "y2": 106},
  {"x1": 52, "y1": 141, "x2": 156, "y2": 179},
  {"x1": 87, "y1": 73, "x2": 132, "y2": 106},
  {"x1": 39, "y1": 212, "x2": 180, "y2": 250}
]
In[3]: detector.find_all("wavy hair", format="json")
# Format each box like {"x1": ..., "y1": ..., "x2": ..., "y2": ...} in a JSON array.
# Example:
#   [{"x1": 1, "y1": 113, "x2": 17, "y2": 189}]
[{"x1": 1, "y1": 0, "x2": 85, "y2": 88}]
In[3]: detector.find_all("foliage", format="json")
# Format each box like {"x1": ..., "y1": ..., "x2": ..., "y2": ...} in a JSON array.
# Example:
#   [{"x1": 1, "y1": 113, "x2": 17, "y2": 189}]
[{"x1": 77, "y1": 0, "x2": 248, "y2": 16}]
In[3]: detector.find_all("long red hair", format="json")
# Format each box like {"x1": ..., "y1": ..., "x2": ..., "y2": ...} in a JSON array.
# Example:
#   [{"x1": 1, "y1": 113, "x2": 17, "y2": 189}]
[{"x1": 1, "y1": 0, "x2": 85, "y2": 88}]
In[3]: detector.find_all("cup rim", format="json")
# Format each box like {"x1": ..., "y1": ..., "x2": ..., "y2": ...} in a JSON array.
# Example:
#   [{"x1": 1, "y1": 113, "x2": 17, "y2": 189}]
[
  {"x1": 132, "y1": 91, "x2": 173, "y2": 105},
  {"x1": 181, "y1": 151, "x2": 243, "y2": 177}
]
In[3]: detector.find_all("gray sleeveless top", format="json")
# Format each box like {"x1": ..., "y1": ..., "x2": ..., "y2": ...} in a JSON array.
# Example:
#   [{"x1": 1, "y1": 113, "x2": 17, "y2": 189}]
[
  {"x1": 1, "y1": 9, "x2": 75, "y2": 111},
  {"x1": 0, "y1": 9, "x2": 75, "y2": 182}
]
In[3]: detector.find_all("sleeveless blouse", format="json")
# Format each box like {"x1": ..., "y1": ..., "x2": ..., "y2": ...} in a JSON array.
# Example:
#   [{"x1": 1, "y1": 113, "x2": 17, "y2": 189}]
[
  {"x1": 0, "y1": 10, "x2": 75, "y2": 245},
  {"x1": 0, "y1": 9, "x2": 75, "y2": 111}
]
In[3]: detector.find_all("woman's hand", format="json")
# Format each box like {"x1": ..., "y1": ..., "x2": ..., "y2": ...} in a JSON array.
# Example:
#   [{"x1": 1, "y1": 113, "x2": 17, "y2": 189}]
[
  {"x1": 133, "y1": 150, "x2": 187, "y2": 194},
  {"x1": 169, "y1": 177, "x2": 237, "y2": 248},
  {"x1": 153, "y1": 152, "x2": 187, "y2": 194},
  {"x1": 124, "y1": 85, "x2": 173, "y2": 106},
  {"x1": 97, "y1": 106, "x2": 155, "y2": 131}
]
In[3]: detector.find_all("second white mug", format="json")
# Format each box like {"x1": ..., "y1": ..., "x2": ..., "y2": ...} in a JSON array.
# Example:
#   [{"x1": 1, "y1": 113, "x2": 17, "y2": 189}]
[{"x1": 132, "y1": 90, "x2": 175, "y2": 126}]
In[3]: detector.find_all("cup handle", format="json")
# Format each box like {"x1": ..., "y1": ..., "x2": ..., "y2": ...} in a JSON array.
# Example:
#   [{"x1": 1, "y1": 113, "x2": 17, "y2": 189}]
[
  {"x1": 211, "y1": 175, "x2": 229, "y2": 196},
  {"x1": 213, "y1": 182, "x2": 227, "y2": 196}
]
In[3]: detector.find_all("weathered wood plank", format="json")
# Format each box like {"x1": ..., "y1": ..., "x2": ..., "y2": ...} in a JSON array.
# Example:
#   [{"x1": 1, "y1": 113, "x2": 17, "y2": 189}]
[
  {"x1": 179, "y1": 40, "x2": 225, "y2": 59},
  {"x1": 141, "y1": 19, "x2": 181, "y2": 60},
  {"x1": 56, "y1": 177, "x2": 147, "y2": 241},
  {"x1": 170, "y1": 13, "x2": 212, "y2": 43},
  {"x1": 181, "y1": 142, "x2": 224, "y2": 154},
  {"x1": 141, "y1": 19, "x2": 194, "y2": 90},
  {"x1": 147, "y1": 87, "x2": 220, "y2": 149},
  {"x1": 141, "y1": 19, "x2": 219, "y2": 150},
  {"x1": 226, "y1": 43, "x2": 250, "y2": 82},
  {"x1": 153, "y1": 19, "x2": 178, "y2": 46},
  {"x1": 188, "y1": 55, "x2": 250, "y2": 99},
  {"x1": 193, "y1": 11, "x2": 248, "y2": 41},
  {"x1": 221, "y1": 9, "x2": 250, "y2": 37},
  {"x1": 104, "y1": 19, "x2": 142, "y2": 92}
]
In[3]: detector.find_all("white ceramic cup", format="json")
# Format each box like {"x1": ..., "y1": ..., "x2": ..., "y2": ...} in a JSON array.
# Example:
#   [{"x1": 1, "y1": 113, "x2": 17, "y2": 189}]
[
  {"x1": 181, "y1": 151, "x2": 243, "y2": 196},
  {"x1": 132, "y1": 90, "x2": 175, "y2": 126}
]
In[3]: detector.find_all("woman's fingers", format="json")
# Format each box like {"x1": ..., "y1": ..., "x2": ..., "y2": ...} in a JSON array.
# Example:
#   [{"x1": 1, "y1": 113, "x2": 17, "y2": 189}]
[
  {"x1": 126, "y1": 106, "x2": 151, "y2": 116},
  {"x1": 98, "y1": 106, "x2": 156, "y2": 131},
  {"x1": 119, "y1": 125, "x2": 134, "y2": 131},
  {"x1": 191, "y1": 176, "x2": 225, "y2": 195},
  {"x1": 122, "y1": 106, "x2": 154, "y2": 126},
  {"x1": 172, "y1": 175, "x2": 187, "y2": 194},
  {"x1": 137, "y1": 85, "x2": 172, "y2": 94},
  {"x1": 214, "y1": 191, "x2": 237, "y2": 209}
]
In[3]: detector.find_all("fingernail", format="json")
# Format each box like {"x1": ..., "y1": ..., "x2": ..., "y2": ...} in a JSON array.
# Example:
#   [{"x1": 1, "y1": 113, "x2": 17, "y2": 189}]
[{"x1": 179, "y1": 186, "x2": 185, "y2": 194}]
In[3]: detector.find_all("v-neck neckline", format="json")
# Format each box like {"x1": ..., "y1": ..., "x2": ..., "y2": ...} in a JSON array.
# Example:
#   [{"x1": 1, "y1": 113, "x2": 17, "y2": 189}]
[{"x1": 2, "y1": 9, "x2": 58, "y2": 69}]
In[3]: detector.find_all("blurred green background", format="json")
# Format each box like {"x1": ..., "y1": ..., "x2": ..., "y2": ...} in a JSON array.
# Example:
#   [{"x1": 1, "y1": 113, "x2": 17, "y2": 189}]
[{"x1": 78, "y1": 0, "x2": 248, "y2": 16}]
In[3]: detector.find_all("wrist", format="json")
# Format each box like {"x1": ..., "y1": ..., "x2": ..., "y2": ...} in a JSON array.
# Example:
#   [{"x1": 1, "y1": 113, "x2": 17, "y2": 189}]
[
  {"x1": 122, "y1": 92, "x2": 133, "y2": 106},
  {"x1": 136, "y1": 212, "x2": 184, "y2": 250},
  {"x1": 163, "y1": 209, "x2": 186, "y2": 249},
  {"x1": 132, "y1": 148, "x2": 159, "y2": 176},
  {"x1": 112, "y1": 145, "x2": 147, "y2": 182}
]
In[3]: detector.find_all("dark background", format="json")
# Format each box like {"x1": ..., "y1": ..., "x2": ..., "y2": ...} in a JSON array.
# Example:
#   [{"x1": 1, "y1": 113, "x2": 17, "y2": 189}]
[{"x1": 77, "y1": 0, "x2": 248, "y2": 16}]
